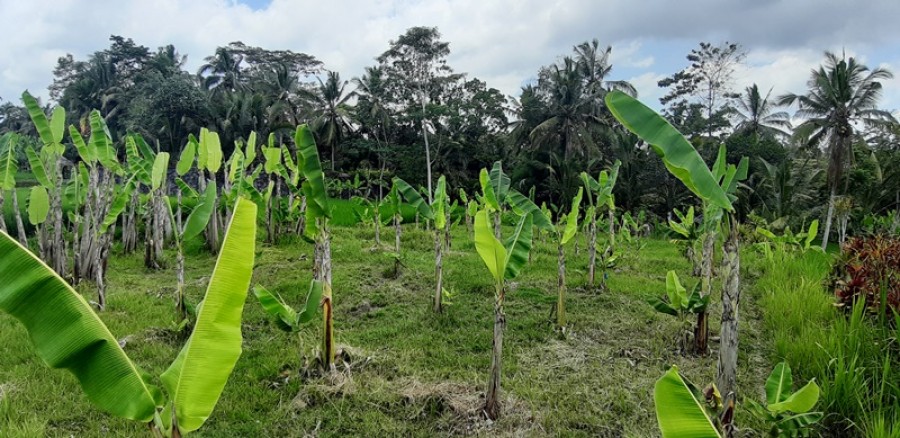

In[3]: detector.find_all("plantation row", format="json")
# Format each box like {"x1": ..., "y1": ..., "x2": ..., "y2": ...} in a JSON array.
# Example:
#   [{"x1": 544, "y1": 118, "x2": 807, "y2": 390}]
[{"x1": 0, "y1": 90, "x2": 831, "y2": 437}]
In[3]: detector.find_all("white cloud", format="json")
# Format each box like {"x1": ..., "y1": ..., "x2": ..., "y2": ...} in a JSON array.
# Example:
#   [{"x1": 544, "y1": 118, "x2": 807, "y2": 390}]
[{"x1": 0, "y1": 0, "x2": 898, "y2": 112}]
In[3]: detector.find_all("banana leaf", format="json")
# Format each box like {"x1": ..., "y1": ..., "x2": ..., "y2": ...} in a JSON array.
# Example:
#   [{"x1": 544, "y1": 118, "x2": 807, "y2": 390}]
[
  {"x1": 183, "y1": 180, "x2": 218, "y2": 241},
  {"x1": 160, "y1": 196, "x2": 257, "y2": 435},
  {"x1": 27, "y1": 185, "x2": 49, "y2": 225},
  {"x1": 0, "y1": 230, "x2": 162, "y2": 421},
  {"x1": 654, "y1": 366, "x2": 722, "y2": 437},
  {"x1": 605, "y1": 91, "x2": 731, "y2": 211},
  {"x1": 394, "y1": 177, "x2": 433, "y2": 220},
  {"x1": 503, "y1": 213, "x2": 533, "y2": 280},
  {"x1": 177, "y1": 138, "x2": 197, "y2": 176},
  {"x1": 0, "y1": 133, "x2": 17, "y2": 190},
  {"x1": 474, "y1": 209, "x2": 506, "y2": 284}
]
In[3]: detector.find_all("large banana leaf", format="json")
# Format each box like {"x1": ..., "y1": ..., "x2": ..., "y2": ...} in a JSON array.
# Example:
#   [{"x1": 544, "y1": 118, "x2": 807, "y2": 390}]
[
  {"x1": 101, "y1": 180, "x2": 135, "y2": 234},
  {"x1": 506, "y1": 189, "x2": 553, "y2": 231},
  {"x1": 605, "y1": 91, "x2": 731, "y2": 211},
  {"x1": 89, "y1": 111, "x2": 118, "y2": 171},
  {"x1": 479, "y1": 168, "x2": 500, "y2": 211},
  {"x1": 0, "y1": 230, "x2": 162, "y2": 421},
  {"x1": 560, "y1": 187, "x2": 583, "y2": 245},
  {"x1": 295, "y1": 125, "x2": 329, "y2": 230},
  {"x1": 488, "y1": 161, "x2": 510, "y2": 204},
  {"x1": 654, "y1": 366, "x2": 722, "y2": 438},
  {"x1": 503, "y1": 213, "x2": 533, "y2": 280},
  {"x1": 22, "y1": 92, "x2": 55, "y2": 147},
  {"x1": 25, "y1": 145, "x2": 50, "y2": 188},
  {"x1": 160, "y1": 197, "x2": 257, "y2": 435},
  {"x1": 183, "y1": 180, "x2": 218, "y2": 240},
  {"x1": 203, "y1": 129, "x2": 223, "y2": 174},
  {"x1": 125, "y1": 135, "x2": 152, "y2": 183},
  {"x1": 474, "y1": 209, "x2": 506, "y2": 284},
  {"x1": 151, "y1": 152, "x2": 170, "y2": 191},
  {"x1": 765, "y1": 362, "x2": 793, "y2": 405},
  {"x1": 253, "y1": 286, "x2": 298, "y2": 332},
  {"x1": 394, "y1": 177, "x2": 433, "y2": 220},
  {"x1": 177, "y1": 138, "x2": 197, "y2": 176},
  {"x1": 0, "y1": 133, "x2": 17, "y2": 190},
  {"x1": 27, "y1": 186, "x2": 49, "y2": 225},
  {"x1": 433, "y1": 176, "x2": 447, "y2": 230},
  {"x1": 768, "y1": 380, "x2": 820, "y2": 414}
]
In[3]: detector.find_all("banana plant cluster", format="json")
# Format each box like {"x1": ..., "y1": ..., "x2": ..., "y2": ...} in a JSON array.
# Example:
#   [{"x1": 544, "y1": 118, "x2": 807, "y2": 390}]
[
  {"x1": 0, "y1": 198, "x2": 258, "y2": 437},
  {"x1": 746, "y1": 362, "x2": 822, "y2": 437},
  {"x1": 668, "y1": 206, "x2": 702, "y2": 276},
  {"x1": 0, "y1": 132, "x2": 28, "y2": 245},
  {"x1": 754, "y1": 220, "x2": 820, "y2": 261}
]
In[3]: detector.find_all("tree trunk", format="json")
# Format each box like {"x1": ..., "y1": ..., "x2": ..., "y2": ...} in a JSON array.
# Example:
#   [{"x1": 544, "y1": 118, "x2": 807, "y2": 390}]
[
  {"x1": 716, "y1": 217, "x2": 741, "y2": 402},
  {"x1": 421, "y1": 93, "x2": 434, "y2": 205},
  {"x1": 176, "y1": 243, "x2": 186, "y2": 321},
  {"x1": 693, "y1": 231, "x2": 716, "y2": 355},
  {"x1": 433, "y1": 229, "x2": 443, "y2": 313},
  {"x1": 821, "y1": 186, "x2": 836, "y2": 251},
  {"x1": 444, "y1": 210, "x2": 451, "y2": 253},
  {"x1": 266, "y1": 177, "x2": 274, "y2": 244},
  {"x1": 587, "y1": 216, "x2": 597, "y2": 287},
  {"x1": 483, "y1": 285, "x2": 505, "y2": 420},
  {"x1": 11, "y1": 189, "x2": 27, "y2": 246},
  {"x1": 95, "y1": 234, "x2": 108, "y2": 311},
  {"x1": 297, "y1": 196, "x2": 307, "y2": 236},
  {"x1": 557, "y1": 243, "x2": 566, "y2": 330},
  {"x1": 374, "y1": 203, "x2": 381, "y2": 246}
]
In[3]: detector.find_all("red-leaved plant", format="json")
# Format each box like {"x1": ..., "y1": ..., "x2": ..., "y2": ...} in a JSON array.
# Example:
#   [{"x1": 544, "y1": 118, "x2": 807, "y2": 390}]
[{"x1": 831, "y1": 235, "x2": 900, "y2": 315}]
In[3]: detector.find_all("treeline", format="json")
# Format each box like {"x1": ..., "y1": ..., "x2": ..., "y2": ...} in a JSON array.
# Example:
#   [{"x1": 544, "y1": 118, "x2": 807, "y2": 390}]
[{"x1": 1, "y1": 29, "x2": 898, "y2": 246}]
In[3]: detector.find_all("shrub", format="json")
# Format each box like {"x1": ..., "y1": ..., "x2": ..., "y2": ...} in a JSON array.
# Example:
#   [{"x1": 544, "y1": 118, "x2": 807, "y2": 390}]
[{"x1": 831, "y1": 235, "x2": 900, "y2": 315}]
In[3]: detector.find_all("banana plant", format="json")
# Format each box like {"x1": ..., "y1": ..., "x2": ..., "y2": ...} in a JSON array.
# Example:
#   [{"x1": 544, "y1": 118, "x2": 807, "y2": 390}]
[
  {"x1": 580, "y1": 160, "x2": 620, "y2": 287},
  {"x1": 668, "y1": 206, "x2": 702, "y2": 276},
  {"x1": 253, "y1": 280, "x2": 323, "y2": 363},
  {"x1": 473, "y1": 208, "x2": 533, "y2": 420},
  {"x1": 394, "y1": 175, "x2": 450, "y2": 312},
  {"x1": 261, "y1": 135, "x2": 285, "y2": 243},
  {"x1": 754, "y1": 220, "x2": 820, "y2": 261},
  {"x1": 607, "y1": 90, "x2": 745, "y2": 406},
  {"x1": 746, "y1": 362, "x2": 822, "y2": 437},
  {"x1": 480, "y1": 161, "x2": 512, "y2": 237},
  {"x1": 654, "y1": 366, "x2": 730, "y2": 438},
  {"x1": 0, "y1": 197, "x2": 257, "y2": 437},
  {"x1": 649, "y1": 271, "x2": 710, "y2": 353},
  {"x1": 387, "y1": 182, "x2": 403, "y2": 253},
  {"x1": 22, "y1": 92, "x2": 67, "y2": 275},
  {"x1": 295, "y1": 124, "x2": 336, "y2": 371},
  {"x1": 0, "y1": 133, "x2": 27, "y2": 245},
  {"x1": 167, "y1": 177, "x2": 217, "y2": 322}
]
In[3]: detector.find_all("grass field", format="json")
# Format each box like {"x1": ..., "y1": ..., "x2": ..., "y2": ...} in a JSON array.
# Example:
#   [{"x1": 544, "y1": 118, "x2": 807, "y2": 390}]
[{"x1": 1, "y1": 223, "x2": 780, "y2": 437}]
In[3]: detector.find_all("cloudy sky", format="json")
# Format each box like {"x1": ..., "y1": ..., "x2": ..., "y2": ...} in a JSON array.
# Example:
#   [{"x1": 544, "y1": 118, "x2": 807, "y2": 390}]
[{"x1": 2, "y1": 0, "x2": 900, "y2": 111}]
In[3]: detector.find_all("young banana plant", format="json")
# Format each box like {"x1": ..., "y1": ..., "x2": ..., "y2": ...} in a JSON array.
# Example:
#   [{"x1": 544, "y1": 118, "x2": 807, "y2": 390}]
[
  {"x1": 480, "y1": 161, "x2": 512, "y2": 238},
  {"x1": 648, "y1": 271, "x2": 710, "y2": 353},
  {"x1": 295, "y1": 124, "x2": 336, "y2": 371},
  {"x1": 167, "y1": 176, "x2": 217, "y2": 322},
  {"x1": 394, "y1": 175, "x2": 449, "y2": 312},
  {"x1": 654, "y1": 366, "x2": 730, "y2": 438},
  {"x1": 668, "y1": 206, "x2": 702, "y2": 276},
  {"x1": 0, "y1": 197, "x2": 257, "y2": 437},
  {"x1": 746, "y1": 362, "x2": 822, "y2": 437},
  {"x1": 607, "y1": 90, "x2": 746, "y2": 409},
  {"x1": 253, "y1": 280, "x2": 323, "y2": 361},
  {"x1": 0, "y1": 133, "x2": 27, "y2": 245},
  {"x1": 472, "y1": 208, "x2": 533, "y2": 420},
  {"x1": 580, "y1": 161, "x2": 621, "y2": 287}
]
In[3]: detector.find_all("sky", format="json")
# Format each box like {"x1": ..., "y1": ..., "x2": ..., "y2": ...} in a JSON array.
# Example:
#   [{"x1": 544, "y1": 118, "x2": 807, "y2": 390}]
[{"x1": 1, "y1": 0, "x2": 900, "y2": 112}]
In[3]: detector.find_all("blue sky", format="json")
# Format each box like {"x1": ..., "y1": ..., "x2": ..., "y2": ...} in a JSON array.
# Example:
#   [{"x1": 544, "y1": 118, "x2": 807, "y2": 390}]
[{"x1": 1, "y1": 0, "x2": 899, "y2": 113}]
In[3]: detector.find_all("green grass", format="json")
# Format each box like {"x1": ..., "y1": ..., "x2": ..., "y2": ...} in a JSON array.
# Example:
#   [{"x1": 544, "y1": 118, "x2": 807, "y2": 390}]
[
  {"x1": 752, "y1": 249, "x2": 900, "y2": 437},
  {"x1": 0, "y1": 224, "x2": 779, "y2": 437}
]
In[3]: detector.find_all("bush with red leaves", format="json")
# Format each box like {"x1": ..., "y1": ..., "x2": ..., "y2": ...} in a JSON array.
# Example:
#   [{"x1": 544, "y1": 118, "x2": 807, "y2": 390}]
[{"x1": 831, "y1": 235, "x2": 900, "y2": 314}]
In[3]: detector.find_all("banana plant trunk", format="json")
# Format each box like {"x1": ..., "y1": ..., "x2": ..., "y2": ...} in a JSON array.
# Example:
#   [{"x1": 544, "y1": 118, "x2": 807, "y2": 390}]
[
  {"x1": 394, "y1": 214, "x2": 401, "y2": 253},
  {"x1": 176, "y1": 242, "x2": 186, "y2": 320},
  {"x1": 587, "y1": 216, "x2": 597, "y2": 287},
  {"x1": 444, "y1": 210, "x2": 451, "y2": 253},
  {"x1": 716, "y1": 217, "x2": 740, "y2": 402},
  {"x1": 493, "y1": 212, "x2": 501, "y2": 239},
  {"x1": 50, "y1": 168, "x2": 65, "y2": 276},
  {"x1": 484, "y1": 284, "x2": 505, "y2": 420},
  {"x1": 374, "y1": 203, "x2": 381, "y2": 246},
  {"x1": 296, "y1": 195, "x2": 306, "y2": 236},
  {"x1": 11, "y1": 189, "x2": 27, "y2": 246},
  {"x1": 693, "y1": 231, "x2": 716, "y2": 355},
  {"x1": 433, "y1": 229, "x2": 443, "y2": 313},
  {"x1": 557, "y1": 243, "x2": 566, "y2": 330},
  {"x1": 608, "y1": 209, "x2": 616, "y2": 253},
  {"x1": 318, "y1": 224, "x2": 335, "y2": 371}
]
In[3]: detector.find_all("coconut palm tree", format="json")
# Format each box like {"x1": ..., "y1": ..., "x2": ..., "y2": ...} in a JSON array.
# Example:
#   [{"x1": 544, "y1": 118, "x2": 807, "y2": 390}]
[
  {"x1": 198, "y1": 47, "x2": 245, "y2": 93},
  {"x1": 302, "y1": 71, "x2": 355, "y2": 171},
  {"x1": 733, "y1": 84, "x2": 791, "y2": 139},
  {"x1": 778, "y1": 51, "x2": 895, "y2": 249}
]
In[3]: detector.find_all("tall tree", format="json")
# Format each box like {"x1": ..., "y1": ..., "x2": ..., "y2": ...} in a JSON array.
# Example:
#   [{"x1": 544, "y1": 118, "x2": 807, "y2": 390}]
[
  {"x1": 377, "y1": 26, "x2": 460, "y2": 202},
  {"x1": 658, "y1": 42, "x2": 746, "y2": 140},
  {"x1": 303, "y1": 71, "x2": 355, "y2": 171},
  {"x1": 733, "y1": 84, "x2": 791, "y2": 139},
  {"x1": 779, "y1": 52, "x2": 895, "y2": 249}
]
